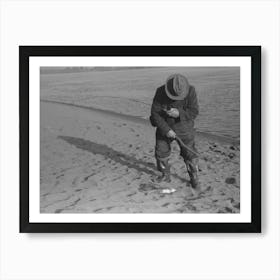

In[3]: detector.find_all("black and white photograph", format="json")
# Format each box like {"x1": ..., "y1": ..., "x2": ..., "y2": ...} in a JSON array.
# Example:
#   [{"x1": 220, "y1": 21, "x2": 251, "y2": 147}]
[
  {"x1": 40, "y1": 66, "x2": 240, "y2": 214},
  {"x1": 20, "y1": 46, "x2": 261, "y2": 232}
]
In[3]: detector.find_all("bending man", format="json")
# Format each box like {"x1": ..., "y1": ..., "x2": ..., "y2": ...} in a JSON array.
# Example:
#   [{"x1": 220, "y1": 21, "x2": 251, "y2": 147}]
[{"x1": 150, "y1": 73, "x2": 201, "y2": 192}]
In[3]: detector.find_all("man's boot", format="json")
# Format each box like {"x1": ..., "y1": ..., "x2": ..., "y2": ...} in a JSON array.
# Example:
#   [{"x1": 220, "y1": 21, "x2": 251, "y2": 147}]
[
  {"x1": 155, "y1": 158, "x2": 171, "y2": 183},
  {"x1": 185, "y1": 159, "x2": 201, "y2": 194}
]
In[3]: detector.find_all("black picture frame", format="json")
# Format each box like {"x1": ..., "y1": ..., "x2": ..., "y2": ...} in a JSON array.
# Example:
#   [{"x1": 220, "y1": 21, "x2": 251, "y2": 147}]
[{"x1": 20, "y1": 46, "x2": 261, "y2": 233}]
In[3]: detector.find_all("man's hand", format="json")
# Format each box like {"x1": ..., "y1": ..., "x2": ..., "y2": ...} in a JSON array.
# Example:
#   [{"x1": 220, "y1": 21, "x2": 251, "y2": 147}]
[
  {"x1": 165, "y1": 108, "x2": 179, "y2": 118},
  {"x1": 166, "y1": 130, "x2": 176, "y2": 139}
]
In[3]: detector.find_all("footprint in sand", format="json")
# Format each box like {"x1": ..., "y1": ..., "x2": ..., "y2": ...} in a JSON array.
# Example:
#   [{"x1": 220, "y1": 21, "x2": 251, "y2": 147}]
[
  {"x1": 127, "y1": 192, "x2": 137, "y2": 197},
  {"x1": 233, "y1": 202, "x2": 240, "y2": 209},
  {"x1": 162, "y1": 203, "x2": 170, "y2": 207},
  {"x1": 139, "y1": 182, "x2": 157, "y2": 192},
  {"x1": 93, "y1": 208, "x2": 104, "y2": 213},
  {"x1": 225, "y1": 177, "x2": 236, "y2": 184}
]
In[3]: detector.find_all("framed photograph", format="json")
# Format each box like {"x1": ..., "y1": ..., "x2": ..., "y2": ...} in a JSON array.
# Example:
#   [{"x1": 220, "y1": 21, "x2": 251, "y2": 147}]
[{"x1": 20, "y1": 46, "x2": 261, "y2": 233}]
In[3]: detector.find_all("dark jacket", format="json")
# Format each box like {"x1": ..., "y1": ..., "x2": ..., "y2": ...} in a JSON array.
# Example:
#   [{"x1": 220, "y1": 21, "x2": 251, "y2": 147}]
[{"x1": 150, "y1": 85, "x2": 199, "y2": 137}]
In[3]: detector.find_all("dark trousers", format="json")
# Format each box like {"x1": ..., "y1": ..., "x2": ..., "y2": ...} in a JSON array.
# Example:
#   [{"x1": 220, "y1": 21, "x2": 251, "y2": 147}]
[{"x1": 155, "y1": 130, "x2": 199, "y2": 177}]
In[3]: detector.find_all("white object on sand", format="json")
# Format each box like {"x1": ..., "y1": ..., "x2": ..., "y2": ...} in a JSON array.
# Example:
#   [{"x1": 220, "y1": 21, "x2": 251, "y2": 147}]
[{"x1": 161, "y1": 188, "x2": 176, "y2": 194}]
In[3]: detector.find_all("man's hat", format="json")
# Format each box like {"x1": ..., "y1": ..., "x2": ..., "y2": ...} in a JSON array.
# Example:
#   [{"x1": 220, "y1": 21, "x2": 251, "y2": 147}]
[{"x1": 165, "y1": 74, "x2": 190, "y2": 100}]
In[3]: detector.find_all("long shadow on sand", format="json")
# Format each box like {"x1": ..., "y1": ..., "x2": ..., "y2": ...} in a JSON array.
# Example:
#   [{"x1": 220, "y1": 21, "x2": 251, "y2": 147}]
[
  {"x1": 58, "y1": 135, "x2": 159, "y2": 176},
  {"x1": 59, "y1": 135, "x2": 187, "y2": 182}
]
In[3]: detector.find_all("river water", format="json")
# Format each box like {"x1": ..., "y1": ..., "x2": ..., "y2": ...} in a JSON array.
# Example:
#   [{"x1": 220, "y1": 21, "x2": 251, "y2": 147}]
[{"x1": 41, "y1": 67, "x2": 240, "y2": 140}]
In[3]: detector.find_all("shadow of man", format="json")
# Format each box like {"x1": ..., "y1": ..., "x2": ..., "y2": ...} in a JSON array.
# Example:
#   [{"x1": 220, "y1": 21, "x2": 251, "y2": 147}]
[{"x1": 58, "y1": 135, "x2": 157, "y2": 176}]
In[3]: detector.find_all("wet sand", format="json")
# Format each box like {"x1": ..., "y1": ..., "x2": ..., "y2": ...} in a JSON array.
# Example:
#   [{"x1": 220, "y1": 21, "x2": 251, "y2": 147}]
[{"x1": 40, "y1": 101, "x2": 240, "y2": 213}]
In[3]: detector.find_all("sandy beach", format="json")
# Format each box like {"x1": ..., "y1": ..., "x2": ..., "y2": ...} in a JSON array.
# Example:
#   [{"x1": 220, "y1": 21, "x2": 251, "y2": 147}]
[
  {"x1": 40, "y1": 100, "x2": 240, "y2": 214},
  {"x1": 40, "y1": 67, "x2": 240, "y2": 213}
]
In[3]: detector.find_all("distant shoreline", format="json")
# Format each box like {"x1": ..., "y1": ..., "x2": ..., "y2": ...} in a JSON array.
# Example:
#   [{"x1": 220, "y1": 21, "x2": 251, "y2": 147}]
[
  {"x1": 40, "y1": 66, "x2": 239, "y2": 75},
  {"x1": 40, "y1": 99, "x2": 239, "y2": 146},
  {"x1": 40, "y1": 67, "x2": 161, "y2": 75}
]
